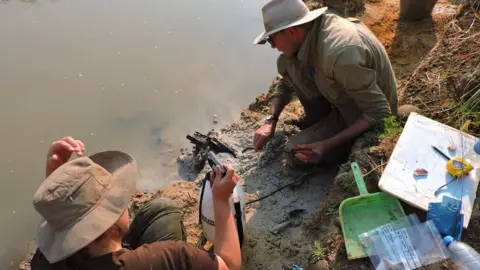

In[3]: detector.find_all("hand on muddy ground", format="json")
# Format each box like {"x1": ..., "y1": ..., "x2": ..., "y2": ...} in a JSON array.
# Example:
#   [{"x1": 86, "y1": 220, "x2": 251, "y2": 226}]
[
  {"x1": 253, "y1": 123, "x2": 275, "y2": 151},
  {"x1": 210, "y1": 164, "x2": 238, "y2": 202},
  {"x1": 292, "y1": 141, "x2": 327, "y2": 163},
  {"x1": 46, "y1": 136, "x2": 85, "y2": 177}
]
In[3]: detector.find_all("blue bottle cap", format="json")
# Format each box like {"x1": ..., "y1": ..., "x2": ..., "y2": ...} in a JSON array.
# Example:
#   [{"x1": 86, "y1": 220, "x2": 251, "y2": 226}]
[
  {"x1": 443, "y1": 235, "x2": 454, "y2": 247},
  {"x1": 474, "y1": 140, "x2": 480, "y2": 155}
]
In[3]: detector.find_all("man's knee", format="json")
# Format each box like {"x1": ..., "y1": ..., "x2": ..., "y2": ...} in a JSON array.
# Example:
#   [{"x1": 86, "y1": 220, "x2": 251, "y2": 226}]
[
  {"x1": 136, "y1": 197, "x2": 180, "y2": 218},
  {"x1": 126, "y1": 197, "x2": 186, "y2": 248}
]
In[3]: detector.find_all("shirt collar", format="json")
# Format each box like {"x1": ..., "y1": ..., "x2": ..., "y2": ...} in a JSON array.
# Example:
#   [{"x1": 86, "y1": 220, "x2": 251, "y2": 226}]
[
  {"x1": 296, "y1": 31, "x2": 311, "y2": 63},
  {"x1": 296, "y1": 15, "x2": 325, "y2": 64}
]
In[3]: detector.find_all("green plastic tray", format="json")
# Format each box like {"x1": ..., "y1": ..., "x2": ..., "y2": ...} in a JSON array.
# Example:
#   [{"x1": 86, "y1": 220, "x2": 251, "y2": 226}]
[{"x1": 339, "y1": 162, "x2": 406, "y2": 260}]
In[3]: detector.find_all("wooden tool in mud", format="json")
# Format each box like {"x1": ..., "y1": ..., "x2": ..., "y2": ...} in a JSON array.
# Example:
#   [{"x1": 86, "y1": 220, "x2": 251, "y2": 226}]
[{"x1": 339, "y1": 162, "x2": 406, "y2": 260}]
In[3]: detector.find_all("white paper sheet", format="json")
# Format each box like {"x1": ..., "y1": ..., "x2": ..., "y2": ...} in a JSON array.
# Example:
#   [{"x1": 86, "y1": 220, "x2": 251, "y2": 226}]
[{"x1": 378, "y1": 113, "x2": 480, "y2": 228}]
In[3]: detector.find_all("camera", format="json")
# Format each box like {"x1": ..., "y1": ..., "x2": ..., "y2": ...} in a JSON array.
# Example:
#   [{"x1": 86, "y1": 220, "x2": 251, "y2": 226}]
[{"x1": 206, "y1": 151, "x2": 227, "y2": 178}]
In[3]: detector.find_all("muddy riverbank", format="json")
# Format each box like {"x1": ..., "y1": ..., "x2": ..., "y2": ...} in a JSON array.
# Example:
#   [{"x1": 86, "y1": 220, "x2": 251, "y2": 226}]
[{"x1": 134, "y1": 1, "x2": 479, "y2": 269}]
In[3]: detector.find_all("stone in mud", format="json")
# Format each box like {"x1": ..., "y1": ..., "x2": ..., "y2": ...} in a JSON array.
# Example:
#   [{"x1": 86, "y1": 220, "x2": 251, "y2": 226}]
[
  {"x1": 398, "y1": 104, "x2": 421, "y2": 120},
  {"x1": 312, "y1": 259, "x2": 329, "y2": 270}
]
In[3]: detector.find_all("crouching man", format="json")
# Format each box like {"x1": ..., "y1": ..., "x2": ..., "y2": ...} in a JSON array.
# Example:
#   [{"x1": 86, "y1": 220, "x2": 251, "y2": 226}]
[
  {"x1": 252, "y1": 0, "x2": 399, "y2": 168},
  {"x1": 30, "y1": 136, "x2": 241, "y2": 270}
]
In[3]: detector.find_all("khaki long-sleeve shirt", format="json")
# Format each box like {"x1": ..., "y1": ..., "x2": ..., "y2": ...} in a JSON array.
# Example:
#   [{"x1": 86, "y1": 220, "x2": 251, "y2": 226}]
[{"x1": 275, "y1": 13, "x2": 398, "y2": 126}]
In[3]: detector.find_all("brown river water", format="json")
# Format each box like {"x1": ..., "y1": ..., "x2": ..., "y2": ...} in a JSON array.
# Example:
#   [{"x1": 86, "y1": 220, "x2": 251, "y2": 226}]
[{"x1": 0, "y1": 0, "x2": 277, "y2": 267}]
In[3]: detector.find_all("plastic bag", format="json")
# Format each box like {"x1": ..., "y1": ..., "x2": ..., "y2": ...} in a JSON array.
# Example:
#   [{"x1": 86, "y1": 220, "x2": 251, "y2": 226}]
[
  {"x1": 359, "y1": 215, "x2": 450, "y2": 270},
  {"x1": 427, "y1": 195, "x2": 463, "y2": 240},
  {"x1": 358, "y1": 214, "x2": 421, "y2": 258}
]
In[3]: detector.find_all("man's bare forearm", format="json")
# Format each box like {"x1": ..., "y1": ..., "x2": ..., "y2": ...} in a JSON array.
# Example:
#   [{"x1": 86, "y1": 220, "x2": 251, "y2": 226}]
[
  {"x1": 213, "y1": 200, "x2": 241, "y2": 270},
  {"x1": 324, "y1": 118, "x2": 370, "y2": 149},
  {"x1": 269, "y1": 95, "x2": 292, "y2": 119}
]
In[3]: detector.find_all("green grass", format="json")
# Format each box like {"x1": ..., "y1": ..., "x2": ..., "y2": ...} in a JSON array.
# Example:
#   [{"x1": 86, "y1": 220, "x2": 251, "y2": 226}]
[
  {"x1": 312, "y1": 240, "x2": 325, "y2": 260},
  {"x1": 364, "y1": 116, "x2": 404, "y2": 145},
  {"x1": 379, "y1": 116, "x2": 403, "y2": 139},
  {"x1": 451, "y1": 89, "x2": 480, "y2": 130},
  {"x1": 442, "y1": 70, "x2": 449, "y2": 81}
]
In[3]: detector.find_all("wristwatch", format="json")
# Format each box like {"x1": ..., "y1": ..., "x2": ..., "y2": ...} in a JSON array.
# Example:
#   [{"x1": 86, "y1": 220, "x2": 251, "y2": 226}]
[{"x1": 264, "y1": 115, "x2": 278, "y2": 123}]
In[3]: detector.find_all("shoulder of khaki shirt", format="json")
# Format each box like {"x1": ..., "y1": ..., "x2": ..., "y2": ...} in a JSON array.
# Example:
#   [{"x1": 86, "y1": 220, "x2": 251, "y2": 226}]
[{"x1": 320, "y1": 16, "x2": 366, "y2": 76}]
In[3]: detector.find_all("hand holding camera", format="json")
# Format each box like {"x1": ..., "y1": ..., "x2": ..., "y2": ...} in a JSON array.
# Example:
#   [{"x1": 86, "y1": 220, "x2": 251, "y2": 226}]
[{"x1": 207, "y1": 151, "x2": 238, "y2": 202}]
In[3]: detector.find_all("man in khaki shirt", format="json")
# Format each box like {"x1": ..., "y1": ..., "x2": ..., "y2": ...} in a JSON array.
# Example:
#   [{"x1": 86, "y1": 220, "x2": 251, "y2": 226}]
[{"x1": 252, "y1": 0, "x2": 398, "y2": 168}]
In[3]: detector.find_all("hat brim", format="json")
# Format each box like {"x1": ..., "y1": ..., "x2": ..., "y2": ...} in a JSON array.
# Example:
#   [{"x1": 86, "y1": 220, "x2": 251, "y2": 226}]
[
  {"x1": 253, "y1": 7, "x2": 328, "y2": 45},
  {"x1": 37, "y1": 151, "x2": 138, "y2": 263}
]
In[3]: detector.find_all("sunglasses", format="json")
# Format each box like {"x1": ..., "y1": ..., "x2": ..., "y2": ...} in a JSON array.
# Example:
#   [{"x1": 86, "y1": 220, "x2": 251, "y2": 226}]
[
  {"x1": 265, "y1": 30, "x2": 284, "y2": 47},
  {"x1": 266, "y1": 36, "x2": 275, "y2": 47}
]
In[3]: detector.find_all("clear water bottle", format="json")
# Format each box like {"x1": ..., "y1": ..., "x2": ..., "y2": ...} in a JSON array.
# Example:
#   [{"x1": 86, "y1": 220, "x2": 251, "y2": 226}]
[
  {"x1": 465, "y1": 140, "x2": 480, "y2": 168},
  {"x1": 443, "y1": 235, "x2": 480, "y2": 270}
]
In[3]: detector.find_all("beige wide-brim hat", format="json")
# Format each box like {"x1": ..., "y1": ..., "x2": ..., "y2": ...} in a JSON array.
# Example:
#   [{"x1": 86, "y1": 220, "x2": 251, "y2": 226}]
[
  {"x1": 33, "y1": 151, "x2": 138, "y2": 263},
  {"x1": 253, "y1": 0, "x2": 328, "y2": 45}
]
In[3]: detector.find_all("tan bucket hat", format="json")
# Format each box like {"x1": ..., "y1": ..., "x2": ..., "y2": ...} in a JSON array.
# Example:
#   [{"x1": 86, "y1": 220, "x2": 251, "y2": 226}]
[
  {"x1": 33, "y1": 151, "x2": 138, "y2": 263},
  {"x1": 253, "y1": 0, "x2": 328, "y2": 45}
]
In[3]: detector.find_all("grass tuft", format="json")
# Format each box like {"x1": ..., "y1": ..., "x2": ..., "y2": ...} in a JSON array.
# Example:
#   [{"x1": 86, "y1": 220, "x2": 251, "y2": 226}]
[
  {"x1": 312, "y1": 240, "x2": 325, "y2": 260},
  {"x1": 364, "y1": 116, "x2": 404, "y2": 146}
]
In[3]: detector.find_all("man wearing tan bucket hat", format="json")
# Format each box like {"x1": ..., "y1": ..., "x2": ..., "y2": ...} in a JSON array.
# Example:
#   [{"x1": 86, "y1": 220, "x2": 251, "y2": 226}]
[
  {"x1": 30, "y1": 136, "x2": 241, "y2": 269},
  {"x1": 252, "y1": 0, "x2": 399, "y2": 168}
]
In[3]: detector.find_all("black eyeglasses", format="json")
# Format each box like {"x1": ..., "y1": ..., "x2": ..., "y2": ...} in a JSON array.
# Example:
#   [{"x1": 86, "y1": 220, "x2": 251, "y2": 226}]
[
  {"x1": 265, "y1": 30, "x2": 284, "y2": 47},
  {"x1": 266, "y1": 36, "x2": 275, "y2": 47}
]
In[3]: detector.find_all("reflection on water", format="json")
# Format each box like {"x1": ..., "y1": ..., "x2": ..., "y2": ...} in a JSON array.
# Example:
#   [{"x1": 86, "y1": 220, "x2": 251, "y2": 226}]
[{"x1": 0, "y1": 0, "x2": 277, "y2": 267}]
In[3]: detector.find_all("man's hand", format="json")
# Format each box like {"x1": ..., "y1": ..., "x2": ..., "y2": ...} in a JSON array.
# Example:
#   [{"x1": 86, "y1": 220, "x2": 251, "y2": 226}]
[
  {"x1": 46, "y1": 136, "x2": 85, "y2": 177},
  {"x1": 292, "y1": 140, "x2": 329, "y2": 163},
  {"x1": 210, "y1": 164, "x2": 238, "y2": 202},
  {"x1": 253, "y1": 122, "x2": 276, "y2": 151}
]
